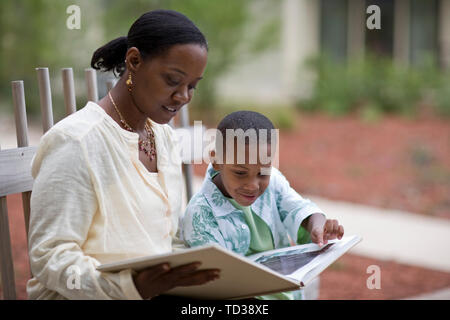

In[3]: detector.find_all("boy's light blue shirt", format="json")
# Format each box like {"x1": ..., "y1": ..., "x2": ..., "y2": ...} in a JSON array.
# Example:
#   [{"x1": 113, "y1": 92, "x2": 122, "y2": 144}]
[{"x1": 181, "y1": 163, "x2": 324, "y2": 260}]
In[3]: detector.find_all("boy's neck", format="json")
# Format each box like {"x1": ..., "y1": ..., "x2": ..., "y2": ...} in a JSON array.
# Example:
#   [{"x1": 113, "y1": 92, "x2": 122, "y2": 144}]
[{"x1": 212, "y1": 173, "x2": 232, "y2": 199}]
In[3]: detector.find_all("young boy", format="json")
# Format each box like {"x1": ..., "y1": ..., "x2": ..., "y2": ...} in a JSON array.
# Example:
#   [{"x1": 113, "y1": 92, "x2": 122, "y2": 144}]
[{"x1": 181, "y1": 111, "x2": 344, "y2": 299}]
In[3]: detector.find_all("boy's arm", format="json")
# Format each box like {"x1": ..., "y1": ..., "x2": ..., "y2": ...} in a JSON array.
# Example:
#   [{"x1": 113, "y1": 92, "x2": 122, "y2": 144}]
[
  {"x1": 271, "y1": 167, "x2": 325, "y2": 244},
  {"x1": 182, "y1": 202, "x2": 226, "y2": 248},
  {"x1": 271, "y1": 168, "x2": 345, "y2": 246}
]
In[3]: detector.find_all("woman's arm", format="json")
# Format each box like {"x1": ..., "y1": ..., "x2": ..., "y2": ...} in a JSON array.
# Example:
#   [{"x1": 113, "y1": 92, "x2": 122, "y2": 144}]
[{"x1": 29, "y1": 129, "x2": 141, "y2": 299}]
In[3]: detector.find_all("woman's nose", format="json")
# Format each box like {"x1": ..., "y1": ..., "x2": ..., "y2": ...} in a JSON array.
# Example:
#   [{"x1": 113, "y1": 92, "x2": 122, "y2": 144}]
[{"x1": 173, "y1": 86, "x2": 191, "y2": 105}]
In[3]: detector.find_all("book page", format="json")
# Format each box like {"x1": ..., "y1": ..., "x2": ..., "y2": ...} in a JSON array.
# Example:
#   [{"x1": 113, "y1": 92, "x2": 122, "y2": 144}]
[
  {"x1": 248, "y1": 235, "x2": 362, "y2": 286},
  {"x1": 251, "y1": 243, "x2": 335, "y2": 275}
]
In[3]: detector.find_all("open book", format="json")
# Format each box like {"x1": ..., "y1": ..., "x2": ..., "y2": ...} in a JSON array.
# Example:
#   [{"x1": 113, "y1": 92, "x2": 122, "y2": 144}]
[
  {"x1": 97, "y1": 235, "x2": 362, "y2": 299},
  {"x1": 247, "y1": 234, "x2": 362, "y2": 287}
]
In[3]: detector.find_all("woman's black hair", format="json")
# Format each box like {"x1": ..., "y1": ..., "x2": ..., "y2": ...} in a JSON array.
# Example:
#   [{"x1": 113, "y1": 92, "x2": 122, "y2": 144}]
[{"x1": 91, "y1": 10, "x2": 208, "y2": 77}]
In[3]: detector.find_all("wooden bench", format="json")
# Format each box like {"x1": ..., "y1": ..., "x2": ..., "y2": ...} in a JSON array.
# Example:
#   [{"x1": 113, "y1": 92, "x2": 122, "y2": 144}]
[{"x1": 0, "y1": 67, "x2": 196, "y2": 299}]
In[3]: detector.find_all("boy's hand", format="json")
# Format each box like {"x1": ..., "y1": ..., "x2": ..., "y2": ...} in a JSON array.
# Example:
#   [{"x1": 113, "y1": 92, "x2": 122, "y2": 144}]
[{"x1": 304, "y1": 214, "x2": 345, "y2": 247}]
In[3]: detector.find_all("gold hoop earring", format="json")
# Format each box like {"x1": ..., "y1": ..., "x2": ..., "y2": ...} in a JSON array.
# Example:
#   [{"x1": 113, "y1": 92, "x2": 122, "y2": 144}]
[{"x1": 126, "y1": 73, "x2": 133, "y2": 92}]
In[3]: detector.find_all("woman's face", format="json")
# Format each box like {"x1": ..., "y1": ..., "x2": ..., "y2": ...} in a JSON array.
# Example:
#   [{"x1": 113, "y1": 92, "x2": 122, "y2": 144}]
[{"x1": 128, "y1": 43, "x2": 208, "y2": 124}]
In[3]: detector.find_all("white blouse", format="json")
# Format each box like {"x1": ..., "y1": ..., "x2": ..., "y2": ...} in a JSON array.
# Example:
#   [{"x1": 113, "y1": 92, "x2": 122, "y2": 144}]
[{"x1": 27, "y1": 101, "x2": 184, "y2": 299}]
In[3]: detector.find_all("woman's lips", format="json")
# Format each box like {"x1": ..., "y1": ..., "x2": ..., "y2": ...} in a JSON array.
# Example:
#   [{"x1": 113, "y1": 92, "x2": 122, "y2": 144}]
[{"x1": 162, "y1": 105, "x2": 177, "y2": 113}]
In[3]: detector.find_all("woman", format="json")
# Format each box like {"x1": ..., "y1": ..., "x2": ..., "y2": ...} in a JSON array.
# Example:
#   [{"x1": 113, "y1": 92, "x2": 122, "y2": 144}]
[{"x1": 27, "y1": 9, "x2": 219, "y2": 300}]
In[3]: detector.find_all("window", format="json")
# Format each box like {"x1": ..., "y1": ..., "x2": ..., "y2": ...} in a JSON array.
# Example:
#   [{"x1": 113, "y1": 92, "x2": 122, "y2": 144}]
[
  {"x1": 365, "y1": 0, "x2": 395, "y2": 57},
  {"x1": 410, "y1": 0, "x2": 439, "y2": 65},
  {"x1": 320, "y1": 0, "x2": 348, "y2": 61}
]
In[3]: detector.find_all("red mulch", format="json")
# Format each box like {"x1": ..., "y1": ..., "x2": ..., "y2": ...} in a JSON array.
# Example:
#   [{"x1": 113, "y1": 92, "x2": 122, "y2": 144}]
[
  {"x1": 278, "y1": 113, "x2": 450, "y2": 220},
  {"x1": 2, "y1": 113, "x2": 450, "y2": 299},
  {"x1": 318, "y1": 254, "x2": 450, "y2": 299}
]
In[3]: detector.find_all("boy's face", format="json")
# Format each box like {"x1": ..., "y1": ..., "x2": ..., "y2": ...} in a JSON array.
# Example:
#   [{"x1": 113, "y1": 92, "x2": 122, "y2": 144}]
[{"x1": 212, "y1": 144, "x2": 272, "y2": 207}]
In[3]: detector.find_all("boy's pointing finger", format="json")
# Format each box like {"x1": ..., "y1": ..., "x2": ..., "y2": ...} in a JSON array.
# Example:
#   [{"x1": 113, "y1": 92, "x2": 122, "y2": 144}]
[{"x1": 338, "y1": 225, "x2": 344, "y2": 239}]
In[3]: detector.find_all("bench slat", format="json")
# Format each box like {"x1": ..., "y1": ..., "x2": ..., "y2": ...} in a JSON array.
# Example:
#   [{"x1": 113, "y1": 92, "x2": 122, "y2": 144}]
[
  {"x1": 85, "y1": 68, "x2": 98, "y2": 102},
  {"x1": 12, "y1": 79, "x2": 33, "y2": 237},
  {"x1": 36, "y1": 68, "x2": 54, "y2": 133},
  {"x1": 0, "y1": 146, "x2": 36, "y2": 197},
  {"x1": 0, "y1": 196, "x2": 17, "y2": 299},
  {"x1": 62, "y1": 68, "x2": 77, "y2": 115}
]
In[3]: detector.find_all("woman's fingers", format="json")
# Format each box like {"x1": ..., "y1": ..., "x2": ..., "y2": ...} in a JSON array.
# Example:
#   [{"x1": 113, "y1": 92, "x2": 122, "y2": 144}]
[
  {"x1": 168, "y1": 261, "x2": 202, "y2": 274},
  {"x1": 156, "y1": 262, "x2": 220, "y2": 287},
  {"x1": 140, "y1": 262, "x2": 171, "y2": 281},
  {"x1": 175, "y1": 269, "x2": 221, "y2": 287},
  {"x1": 156, "y1": 269, "x2": 220, "y2": 293},
  {"x1": 168, "y1": 262, "x2": 220, "y2": 284}
]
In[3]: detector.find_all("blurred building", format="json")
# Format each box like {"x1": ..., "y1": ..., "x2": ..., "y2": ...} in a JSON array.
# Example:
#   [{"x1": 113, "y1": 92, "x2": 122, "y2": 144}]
[{"x1": 216, "y1": 0, "x2": 450, "y2": 106}]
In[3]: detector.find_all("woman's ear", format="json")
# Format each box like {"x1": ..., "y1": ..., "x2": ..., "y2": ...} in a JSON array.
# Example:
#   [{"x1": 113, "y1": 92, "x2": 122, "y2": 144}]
[{"x1": 125, "y1": 47, "x2": 143, "y2": 73}]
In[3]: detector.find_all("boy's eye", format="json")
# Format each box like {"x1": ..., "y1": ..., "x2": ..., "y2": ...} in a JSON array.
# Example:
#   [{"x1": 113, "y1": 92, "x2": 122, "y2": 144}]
[{"x1": 234, "y1": 171, "x2": 246, "y2": 176}]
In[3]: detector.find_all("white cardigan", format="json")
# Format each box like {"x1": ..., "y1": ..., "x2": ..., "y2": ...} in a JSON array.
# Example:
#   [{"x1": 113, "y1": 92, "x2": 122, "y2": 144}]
[{"x1": 27, "y1": 101, "x2": 184, "y2": 299}]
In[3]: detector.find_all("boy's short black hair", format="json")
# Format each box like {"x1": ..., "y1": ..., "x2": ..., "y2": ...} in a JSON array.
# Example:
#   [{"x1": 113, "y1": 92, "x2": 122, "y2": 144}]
[
  {"x1": 215, "y1": 111, "x2": 277, "y2": 160},
  {"x1": 217, "y1": 110, "x2": 275, "y2": 140}
]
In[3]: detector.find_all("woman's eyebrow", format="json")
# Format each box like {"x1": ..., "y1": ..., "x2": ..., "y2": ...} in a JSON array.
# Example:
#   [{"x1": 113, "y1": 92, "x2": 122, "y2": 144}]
[
  {"x1": 169, "y1": 67, "x2": 203, "y2": 80},
  {"x1": 169, "y1": 67, "x2": 186, "y2": 75}
]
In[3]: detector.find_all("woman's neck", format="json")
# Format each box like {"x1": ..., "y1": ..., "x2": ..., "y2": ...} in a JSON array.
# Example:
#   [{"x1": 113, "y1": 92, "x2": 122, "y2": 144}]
[{"x1": 100, "y1": 75, "x2": 148, "y2": 133}]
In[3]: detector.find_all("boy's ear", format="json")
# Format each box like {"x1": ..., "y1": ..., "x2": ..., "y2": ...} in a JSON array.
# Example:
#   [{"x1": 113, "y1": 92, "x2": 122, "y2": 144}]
[{"x1": 210, "y1": 150, "x2": 221, "y2": 171}]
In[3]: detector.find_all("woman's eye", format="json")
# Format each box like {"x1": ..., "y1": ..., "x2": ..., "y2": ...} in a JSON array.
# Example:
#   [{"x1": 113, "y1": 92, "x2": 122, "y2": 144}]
[{"x1": 166, "y1": 76, "x2": 180, "y2": 86}]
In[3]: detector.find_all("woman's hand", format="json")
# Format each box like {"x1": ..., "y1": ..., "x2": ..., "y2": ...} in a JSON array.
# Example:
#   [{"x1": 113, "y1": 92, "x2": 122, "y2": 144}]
[
  {"x1": 132, "y1": 262, "x2": 220, "y2": 299},
  {"x1": 303, "y1": 213, "x2": 344, "y2": 247}
]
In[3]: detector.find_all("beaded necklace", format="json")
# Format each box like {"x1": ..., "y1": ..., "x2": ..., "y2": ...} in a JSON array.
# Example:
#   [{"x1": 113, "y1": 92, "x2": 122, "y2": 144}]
[{"x1": 108, "y1": 92, "x2": 156, "y2": 161}]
